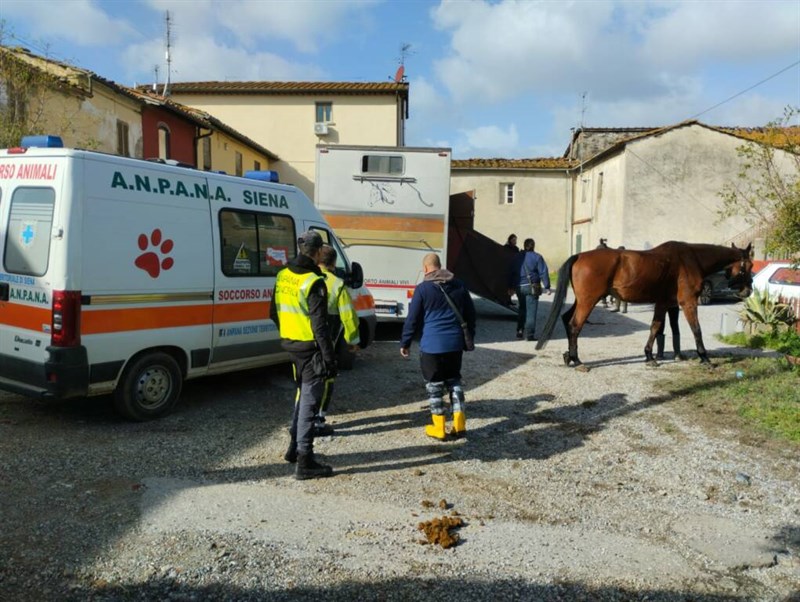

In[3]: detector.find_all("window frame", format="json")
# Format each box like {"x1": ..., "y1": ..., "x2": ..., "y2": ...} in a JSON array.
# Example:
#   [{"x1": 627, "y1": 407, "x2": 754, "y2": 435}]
[
  {"x1": 360, "y1": 154, "x2": 404, "y2": 176},
  {"x1": 501, "y1": 182, "x2": 515, "y2": 205},
  {"x1": 315, "y1": 102, "x2": 333, "y2": 123},
  {"x1": 218, "y1": 208, "x2": 297, "y2": 278},
  {"x1": 235, "y1": 151, "x2": 243, "y2": 177},
  {"x1": 157, "y1": 123, "x2": 171, "y2": 160},
  {"x1": 116, "y1": 119, "x2": 130, "y2": 157},
  {"x1": 3, "y1": 186, "x2": 56, "y2": 277}
]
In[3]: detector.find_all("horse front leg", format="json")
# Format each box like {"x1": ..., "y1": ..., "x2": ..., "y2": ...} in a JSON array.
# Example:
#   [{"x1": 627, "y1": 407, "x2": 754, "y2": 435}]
[{"x1": 681, "y1": 304, "x2": 710, "y2": 364}]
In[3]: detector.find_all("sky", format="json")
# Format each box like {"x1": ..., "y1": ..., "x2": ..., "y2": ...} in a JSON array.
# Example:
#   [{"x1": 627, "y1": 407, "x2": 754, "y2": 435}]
[{"x1": 1, "y1": 0, "x2": 799, "y2": 159}]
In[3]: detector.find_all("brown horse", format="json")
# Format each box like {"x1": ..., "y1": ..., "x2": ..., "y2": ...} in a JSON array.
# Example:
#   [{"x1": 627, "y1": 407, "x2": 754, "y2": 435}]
[{"x1": 536, "y1": 242, "x2": 753, "y2": 367}]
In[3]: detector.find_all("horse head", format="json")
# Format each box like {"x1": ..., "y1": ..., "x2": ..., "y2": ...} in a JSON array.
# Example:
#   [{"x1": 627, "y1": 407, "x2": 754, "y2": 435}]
[{"x1": 726, "y1": 243, "x2": 754, "y2": 299}]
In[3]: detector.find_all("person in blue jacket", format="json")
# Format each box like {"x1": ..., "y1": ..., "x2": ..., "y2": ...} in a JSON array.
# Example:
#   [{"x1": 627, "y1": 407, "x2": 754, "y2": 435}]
[
  {"x1": 508, "y1": 238, "x2": 552, "y2": 340},
  {"x1": 400, "y1": 253, "x2": 476, "y2": 440}
]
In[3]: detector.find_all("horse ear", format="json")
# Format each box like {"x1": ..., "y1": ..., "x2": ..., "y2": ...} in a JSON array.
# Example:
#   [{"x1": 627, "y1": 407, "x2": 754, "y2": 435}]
[{"x1": 745, "y1": 242, "x2": 752, "y2": 256}]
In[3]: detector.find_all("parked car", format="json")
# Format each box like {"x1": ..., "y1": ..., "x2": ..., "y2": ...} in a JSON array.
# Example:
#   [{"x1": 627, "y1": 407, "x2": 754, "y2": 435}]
[
  {"x1": 751, "y1": 262, "x2": 800, "y2": 301},
  {"x1": 698, "y1": 270, "x2": 742, "y2": 305}
]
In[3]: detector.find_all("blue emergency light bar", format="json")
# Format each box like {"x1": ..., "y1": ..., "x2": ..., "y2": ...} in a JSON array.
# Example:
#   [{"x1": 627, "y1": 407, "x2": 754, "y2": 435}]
[
  {"x1": 244, "y1": 170, "x2": 280, "y2": 183},
  {"x1": 21, "y1": 135, "x2": 64, "y2": 149}
]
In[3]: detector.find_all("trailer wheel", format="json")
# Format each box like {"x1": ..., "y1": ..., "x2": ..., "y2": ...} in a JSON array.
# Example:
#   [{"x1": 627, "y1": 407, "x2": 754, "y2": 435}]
[{"x1": 114, "y1": 352, "x2": 182, "y2": 421}]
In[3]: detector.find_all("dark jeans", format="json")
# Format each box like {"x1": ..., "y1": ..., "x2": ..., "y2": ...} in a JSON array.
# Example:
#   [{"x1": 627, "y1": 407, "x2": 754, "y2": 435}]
[{"x1": 516, "y1": 284, "x2": 540, "y2": 339}]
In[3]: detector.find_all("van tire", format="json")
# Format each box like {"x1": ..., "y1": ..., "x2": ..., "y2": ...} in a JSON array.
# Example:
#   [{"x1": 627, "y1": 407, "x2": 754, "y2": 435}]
[{"x1": 114, "y1": 352, "x2": 183, "y2": 421}]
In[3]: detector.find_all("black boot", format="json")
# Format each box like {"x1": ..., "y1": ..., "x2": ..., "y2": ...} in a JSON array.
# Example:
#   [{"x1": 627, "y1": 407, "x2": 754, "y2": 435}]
[
  {"x1": 673, "y1": 335, "x2": 686, "y2": 361},
  {"x1": 655, "y1": 334, "x2": 665, "y2": 360},
  {"x1": 295, "y1": 452, "x2": 333, "y2": 480},
  {"x1": 284, "y1": 441, "x2": 297, "y2": 463}
]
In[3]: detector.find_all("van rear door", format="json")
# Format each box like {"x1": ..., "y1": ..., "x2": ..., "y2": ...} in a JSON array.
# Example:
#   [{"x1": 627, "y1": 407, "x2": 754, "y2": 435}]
[{"x1": 0, "y1": 154, "x2": 63, "y2": 395}]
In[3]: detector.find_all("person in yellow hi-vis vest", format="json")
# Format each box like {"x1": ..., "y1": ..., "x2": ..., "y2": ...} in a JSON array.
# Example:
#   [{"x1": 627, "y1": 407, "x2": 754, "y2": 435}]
[
  {"x1": 313, "y1": 245, "x2": 361, "y2": 436},
  {"x1": 270, "y1": 230, "x2": 337, "y2": 480}
]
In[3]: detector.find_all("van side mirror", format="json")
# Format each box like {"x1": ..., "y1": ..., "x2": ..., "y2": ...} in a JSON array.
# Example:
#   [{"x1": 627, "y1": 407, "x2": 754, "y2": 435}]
[{"x1": 346, "y1": 262, "x2": 364, "y2": 289}]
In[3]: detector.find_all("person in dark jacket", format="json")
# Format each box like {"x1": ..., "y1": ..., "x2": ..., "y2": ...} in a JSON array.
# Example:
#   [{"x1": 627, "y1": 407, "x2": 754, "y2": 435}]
[
  {"x1": 270, "y1": 230, "x2": 337, "y2": 480},
  {"x1": 400, "y1": 253, "x2": 476, "y2": 440},
  {"x1": 508, "y1": 238, "x2": 551, "y2": 340},
  {"x1": 503, "y1": 234, "x2": 520, "y2": 253}
]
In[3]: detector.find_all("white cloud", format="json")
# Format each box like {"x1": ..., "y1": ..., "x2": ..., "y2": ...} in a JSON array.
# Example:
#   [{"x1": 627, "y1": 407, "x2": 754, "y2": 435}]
[
  {"x1": 146, "y1": 0, "x2": 378, "y2": 54},
  {"x1": 1, "y1": 0, "x2": 139, "y2": 46},
  {"x1": 641, "y1": 2, "x2": 800, "y2": 68},
  {"x1": 121, "y1": 34, "x2": 325, "y2": 84},
  {"x1": 430, "y1": 0, "x2": 798, "y2": 106},
  {"x1": 456, "y1": 124, "x2": 520, "y2": 158}
]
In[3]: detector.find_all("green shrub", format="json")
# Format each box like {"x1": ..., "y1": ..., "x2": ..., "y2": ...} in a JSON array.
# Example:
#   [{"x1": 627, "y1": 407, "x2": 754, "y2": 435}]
[{"x1": 739, "y1": 288, "x2": 796, "y2": 334}]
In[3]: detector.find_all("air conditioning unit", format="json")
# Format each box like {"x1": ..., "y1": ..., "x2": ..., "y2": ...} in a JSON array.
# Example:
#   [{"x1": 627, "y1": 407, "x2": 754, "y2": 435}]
[{"x1": 314, "y1": 122, "x2": 329, "y2": 136}]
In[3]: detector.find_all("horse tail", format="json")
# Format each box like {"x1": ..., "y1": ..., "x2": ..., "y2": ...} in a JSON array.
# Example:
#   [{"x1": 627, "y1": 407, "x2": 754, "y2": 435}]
[{"x1": 536, "y1": 254, "x2": 578, "y2": 350}]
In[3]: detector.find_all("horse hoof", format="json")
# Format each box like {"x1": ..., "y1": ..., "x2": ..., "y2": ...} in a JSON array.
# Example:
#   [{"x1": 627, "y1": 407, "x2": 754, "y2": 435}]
[
  {"x1": 562, "y1": 352, "x2": 571, "y2": 366},
  {"x1": 675, "y1": 354, "x2": 687, "y2": 362},
  {"x1": 646, "y1": 359, "x2": 659, "y2": 367},
  {"x1": 575, "y1": 364, "x2": 591, "y2": 373}
]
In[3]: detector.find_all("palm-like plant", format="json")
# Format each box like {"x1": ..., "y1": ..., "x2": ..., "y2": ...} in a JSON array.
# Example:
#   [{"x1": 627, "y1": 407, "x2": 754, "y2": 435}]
[{"x1": 739, "y1": 288, "x2": 797, "y2": 334}]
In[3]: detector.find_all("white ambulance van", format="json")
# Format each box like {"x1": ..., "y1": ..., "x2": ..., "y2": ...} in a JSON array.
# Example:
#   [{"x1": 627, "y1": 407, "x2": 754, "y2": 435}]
[{"x1": 0, "y1": 136, "x2": 376, "y2": 420}]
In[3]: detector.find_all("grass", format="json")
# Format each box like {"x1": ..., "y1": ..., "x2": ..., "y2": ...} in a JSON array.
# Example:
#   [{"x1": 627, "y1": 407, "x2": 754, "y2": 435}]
[{"x1": 662, "y1": 356, "x2": 800, "y2": 445}]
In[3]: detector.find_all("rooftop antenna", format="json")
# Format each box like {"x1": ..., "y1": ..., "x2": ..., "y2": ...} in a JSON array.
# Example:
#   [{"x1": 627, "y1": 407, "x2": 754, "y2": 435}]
[
  {"x1": 392, "y1": 43, "x2": 412, "y2": 82},
  {"x1": 152, "y1": 65, "x2": 159, "y2": 92},
  {"x1": 163, "y1": 10, "x2": 173, "y2": 97},
  {"x1": 579, "y1": 91, "x2": 588, "y2": 129}
]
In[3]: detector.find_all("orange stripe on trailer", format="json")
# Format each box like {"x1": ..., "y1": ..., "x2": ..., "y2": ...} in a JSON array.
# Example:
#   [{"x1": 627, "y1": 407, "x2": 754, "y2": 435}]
[
  {"x1": 324, "y1": 213, "x2": 443, "y2": 233},
  {"x1": 82, "y1": 304, "x2": 213, "y2": 334},
  {"x1": 0, "y1": 302, "x2": 51, "y2": 332}
]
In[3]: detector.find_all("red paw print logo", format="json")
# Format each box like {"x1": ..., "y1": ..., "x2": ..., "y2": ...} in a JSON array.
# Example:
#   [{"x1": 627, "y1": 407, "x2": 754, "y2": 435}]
[{"x1": 135, "y1": 229, "x2": 174, "y2": 278}]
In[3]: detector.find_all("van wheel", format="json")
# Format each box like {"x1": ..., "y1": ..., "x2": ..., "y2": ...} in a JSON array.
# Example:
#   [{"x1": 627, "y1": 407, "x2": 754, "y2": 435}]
[
  {"x1": 336, "y1": 339, "x2": 356, "y2": 371},
  {"x1": 114, "y1": 352, "x2": 182, "y2": 421}
]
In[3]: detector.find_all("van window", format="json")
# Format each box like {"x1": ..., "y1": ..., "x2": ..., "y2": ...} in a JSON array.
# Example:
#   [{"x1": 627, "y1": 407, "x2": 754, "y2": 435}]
[
  {"x1": 4, "y1": 187, "x2": 55, "y2": 277},
  {"x1": 311, "y1": 227, "x2": 348, "y2": 276},
  {"x1": 361, "y1": 155, "x2": 403, "y2": 175},
  {"x1": 220, "y1": 209, "x2": 296, "y2": 277}
]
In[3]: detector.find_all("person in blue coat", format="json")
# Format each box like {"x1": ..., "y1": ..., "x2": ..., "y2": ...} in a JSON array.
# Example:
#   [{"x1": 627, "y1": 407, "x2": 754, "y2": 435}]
[
  {"x1": 400, "y1": 253, "x2": 476, "y2": 440},
  {"x1": 508, "y1": 238, "x2": 552, "y2": 340}
]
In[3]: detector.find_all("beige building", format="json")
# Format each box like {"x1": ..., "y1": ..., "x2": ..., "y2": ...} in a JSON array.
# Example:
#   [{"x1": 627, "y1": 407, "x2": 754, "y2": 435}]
[
  {"x1": 1, "y1": 45, "x2": 143, "y2": 154},
  {"x1": 166, "y1": 81, "x2": 409, "y2": 198},
  {"x1": 1, "y1": 46, "x2": 276, "y2": 174},
  {"x1": 450, "y1": 158, "x2": 574, "y2": 268},
  {"x1": 453, "y1": 121, "x2": 796, "y2": 268}
]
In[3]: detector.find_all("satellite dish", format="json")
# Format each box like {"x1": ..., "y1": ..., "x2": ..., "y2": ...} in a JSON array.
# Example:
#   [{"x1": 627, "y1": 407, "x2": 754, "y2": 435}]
[{"x1": 394, "y1": 65, "x2": 405, "y2": 82}]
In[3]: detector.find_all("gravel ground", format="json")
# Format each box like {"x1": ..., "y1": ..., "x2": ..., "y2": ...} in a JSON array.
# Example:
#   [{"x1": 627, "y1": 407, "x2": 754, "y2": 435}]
[{"x1": 1, "y1": 295, "x2": 798, "y2": 601}]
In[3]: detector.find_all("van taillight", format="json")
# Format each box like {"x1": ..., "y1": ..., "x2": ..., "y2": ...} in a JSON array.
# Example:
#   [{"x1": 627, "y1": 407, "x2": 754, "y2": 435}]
[{"x1": 52, "y1": 290, "x2": 81, "y2": 347}]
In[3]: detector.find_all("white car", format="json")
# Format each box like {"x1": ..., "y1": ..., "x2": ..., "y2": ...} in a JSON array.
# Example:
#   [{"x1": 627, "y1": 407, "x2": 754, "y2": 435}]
[{"x1": 751, "y1": 262, "x2": 800, "y2": 301}]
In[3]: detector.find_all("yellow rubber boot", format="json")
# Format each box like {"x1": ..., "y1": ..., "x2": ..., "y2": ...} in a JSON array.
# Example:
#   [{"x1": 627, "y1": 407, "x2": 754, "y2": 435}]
[
  {"x1": 424, "y1": 414, "x2": 447, "y2": 440},
  {"x1": 452, "y1": 411, "x2": 466, "y2": 437}
]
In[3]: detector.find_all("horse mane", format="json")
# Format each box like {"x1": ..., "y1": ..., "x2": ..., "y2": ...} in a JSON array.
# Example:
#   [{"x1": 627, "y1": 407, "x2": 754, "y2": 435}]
[{"x1": 535, "y1": 254, "x2": 578, "y2": 350}]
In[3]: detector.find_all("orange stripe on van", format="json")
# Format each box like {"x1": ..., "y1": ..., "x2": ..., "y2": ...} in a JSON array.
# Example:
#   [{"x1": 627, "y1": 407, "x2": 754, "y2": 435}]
[
  {"x1": 323, "y1": 213, "x2": 443, "y2": 233},
  {"x1": 82, "y1": 304, "x2": 214, "y2": 334},
  {"x1": 81, "y1": 301, "x2": 274, "y2": 335},
  {"x1": 213, "y1": 301, "x2": 270, "y2": 323},
  {"x1": 0, "y1": 302, "x2": 51, "y2": 332}
]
